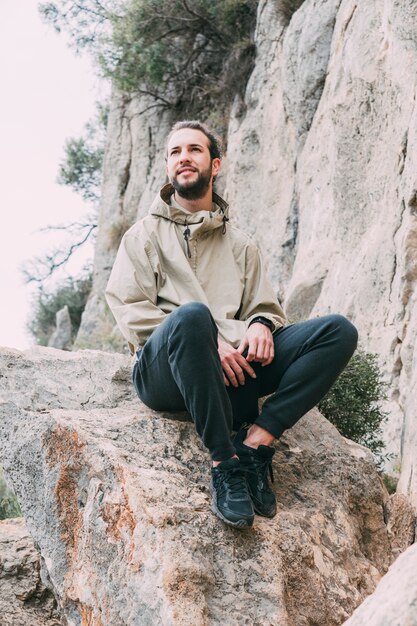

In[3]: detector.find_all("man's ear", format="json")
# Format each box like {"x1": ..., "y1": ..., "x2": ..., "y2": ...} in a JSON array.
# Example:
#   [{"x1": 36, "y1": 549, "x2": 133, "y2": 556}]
[{"x1": 211, "y1": 157, "x2": 221, "y2": 178}]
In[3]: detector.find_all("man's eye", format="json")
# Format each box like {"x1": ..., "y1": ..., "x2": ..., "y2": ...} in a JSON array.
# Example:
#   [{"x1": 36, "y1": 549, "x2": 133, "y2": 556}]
[
  {"x1": 192, "y1": 147, "x2": 201, "y2": 151},
  {"x1": 170, "y1": 150, "x2": 179, "y2": 155}
]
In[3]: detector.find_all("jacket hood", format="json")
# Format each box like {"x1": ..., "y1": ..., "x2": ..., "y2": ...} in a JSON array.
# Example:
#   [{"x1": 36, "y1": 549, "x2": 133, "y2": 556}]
[{"x1": 149, "y1": 183, "x2": 229, "y2": 235}]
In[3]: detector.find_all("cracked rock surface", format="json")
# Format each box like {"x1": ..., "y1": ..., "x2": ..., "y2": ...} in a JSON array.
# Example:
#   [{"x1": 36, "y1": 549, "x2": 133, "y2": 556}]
[
  {"x1": 0, "y1": 517, "x2": 61, "y2": 626},
  {"x1": 343, "y1": 542, "x2": 417, "y2": 626},
  {"x1": 0, "y1": 347, "x2": 415, "y2": 625}
]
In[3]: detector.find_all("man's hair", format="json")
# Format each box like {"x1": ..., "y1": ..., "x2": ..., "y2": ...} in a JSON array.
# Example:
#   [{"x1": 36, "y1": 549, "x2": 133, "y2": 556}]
[{"x1": 166, "y1": 120, "x2": 223, "y2": 160}]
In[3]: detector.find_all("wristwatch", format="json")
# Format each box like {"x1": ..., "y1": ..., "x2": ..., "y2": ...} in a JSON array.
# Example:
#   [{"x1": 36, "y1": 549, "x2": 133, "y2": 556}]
[{"x1": 248, "y1": 316, "x2": 274, "y2": 331}]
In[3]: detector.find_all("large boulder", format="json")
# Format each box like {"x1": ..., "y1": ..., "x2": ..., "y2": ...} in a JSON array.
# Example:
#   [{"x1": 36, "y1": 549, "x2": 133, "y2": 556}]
[{"x1": 0, "y1": 347, "x2": 415, "y2": 625}]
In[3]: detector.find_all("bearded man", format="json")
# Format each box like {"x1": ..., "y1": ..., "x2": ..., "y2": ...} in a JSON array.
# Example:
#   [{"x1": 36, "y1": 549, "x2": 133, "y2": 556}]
[{"x1": 105, "y1": 120, "x2": 358, "y2": 529}]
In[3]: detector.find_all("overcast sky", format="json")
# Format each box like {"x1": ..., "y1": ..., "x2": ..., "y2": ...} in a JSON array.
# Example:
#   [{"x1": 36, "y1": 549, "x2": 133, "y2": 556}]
[{"x1": 0, "y1": 0, "x2": 107, "y2": 349}]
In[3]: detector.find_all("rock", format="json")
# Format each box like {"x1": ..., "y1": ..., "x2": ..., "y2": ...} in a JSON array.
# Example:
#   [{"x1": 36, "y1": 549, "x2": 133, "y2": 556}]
[
  {"x1": 75, "y1": 91, "x2": 174, "y2": 352},
  {"x1": 0, "y1": 517, "x2": 61, "y2": 626},
  {"x1": 225, "y1": 0, "x2": 417, "y2": 505},
  {"x1": 0, "y1": 346, "x2": 135, "y2": 412},
  {"x1": 343, "y1": 542, "x2": 417, "y2": 626},
  {"x1": 384, "y1": 493, "x2": 416, "y2": 560},
  {"x1": 0, "y1": 347, "x2": 415, "y2": 626},
  {"x1": 48, "y1": 305, "x2": 73, "y2": 351}
]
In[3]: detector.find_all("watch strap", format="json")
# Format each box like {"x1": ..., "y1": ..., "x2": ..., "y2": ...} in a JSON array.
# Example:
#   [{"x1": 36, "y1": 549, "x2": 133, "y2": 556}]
[{"x1": 248, "y1": 316, "x2": 273, "y2": 330}]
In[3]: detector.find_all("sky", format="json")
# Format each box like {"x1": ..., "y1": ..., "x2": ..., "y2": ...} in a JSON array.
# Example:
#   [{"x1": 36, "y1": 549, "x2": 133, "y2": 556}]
[{"x1": 0, "y1": 0, "x2": 106, "y2": 349}]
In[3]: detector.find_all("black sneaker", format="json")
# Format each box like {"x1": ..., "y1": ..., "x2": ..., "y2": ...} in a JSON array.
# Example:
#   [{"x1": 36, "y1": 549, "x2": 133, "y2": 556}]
[
  {"x1": 233, "y1": 426, "x2": 277, "y2": 518},
  {"x1": 210, "y1": 458, "x2": 254, "y2": 529}
]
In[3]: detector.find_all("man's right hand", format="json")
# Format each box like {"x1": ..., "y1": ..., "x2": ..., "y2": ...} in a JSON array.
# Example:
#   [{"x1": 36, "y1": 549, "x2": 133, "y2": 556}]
[{"x1": 218, "y1": 339, "x2": 257, "y2": 387}]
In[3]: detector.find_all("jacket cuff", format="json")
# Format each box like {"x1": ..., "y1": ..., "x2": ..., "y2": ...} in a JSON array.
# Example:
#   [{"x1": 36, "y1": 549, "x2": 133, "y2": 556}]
[{"x1": 245, "y1": 313, "x2": 285, "y2": 334}]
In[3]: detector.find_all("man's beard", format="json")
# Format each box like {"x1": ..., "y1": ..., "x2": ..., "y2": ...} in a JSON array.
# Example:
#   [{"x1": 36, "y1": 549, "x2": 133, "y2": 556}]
[{"x1": 171, "y1": 164, "x2": 212, "y2": 200}]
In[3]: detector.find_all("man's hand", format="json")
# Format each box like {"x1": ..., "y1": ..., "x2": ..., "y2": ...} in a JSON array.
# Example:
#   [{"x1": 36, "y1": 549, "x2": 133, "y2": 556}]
[
  {"x1": 237, "y1": 322, "x2": 274, "y2": 367},
  {"x1": 218, "y1": 339, "x2": 257, "y2": 387}
]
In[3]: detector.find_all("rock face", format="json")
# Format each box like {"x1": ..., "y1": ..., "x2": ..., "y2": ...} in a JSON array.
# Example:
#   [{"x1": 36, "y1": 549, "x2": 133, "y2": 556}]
[
  {"x1": 226, "y1": 0, "x2": 417, "y2": 503},
  {"x1": 75, "y1": 93, "x2": 174, "y2": 352},
  {"x1": 48, "y1": 306, "x2": 72, "y2": 351},
  {"x1": 0, "y1": 517, "x2": 61, "y2": 626},
  {"x1": 74, "y1": 0, "x2": 417, "y2": 507},
  {"x1": 342, "y1": 542, "x2": 417, "y2": 626},
  {"x1": 0, "y1": 347, "x2": 415, "y2": 625}
]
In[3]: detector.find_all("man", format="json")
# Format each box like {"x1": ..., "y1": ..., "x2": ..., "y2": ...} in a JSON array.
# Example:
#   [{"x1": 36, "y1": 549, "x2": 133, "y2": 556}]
[{"x1": 106, "y1": 120, "x2": 358, "y2": 529}]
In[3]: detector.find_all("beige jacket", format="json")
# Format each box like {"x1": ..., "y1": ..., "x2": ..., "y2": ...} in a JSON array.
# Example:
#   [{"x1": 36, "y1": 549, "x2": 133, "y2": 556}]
[{"x1": 105, "y1": 183, "x2": 286, "y2": 354}]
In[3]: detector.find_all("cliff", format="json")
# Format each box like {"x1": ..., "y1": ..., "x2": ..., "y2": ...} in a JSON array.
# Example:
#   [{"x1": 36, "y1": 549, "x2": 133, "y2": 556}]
[{"x1": 75, "y1": 0, "x2": 417, "y2": 509}]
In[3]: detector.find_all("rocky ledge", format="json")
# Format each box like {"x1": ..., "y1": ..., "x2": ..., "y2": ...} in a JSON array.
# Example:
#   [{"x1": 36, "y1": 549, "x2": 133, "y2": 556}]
[{"x1": 0, "y1": 346, "x2": 415, "y2": 626}]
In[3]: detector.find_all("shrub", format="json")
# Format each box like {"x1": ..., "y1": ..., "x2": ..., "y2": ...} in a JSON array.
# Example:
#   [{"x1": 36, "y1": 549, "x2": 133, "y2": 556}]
[
  {"x1": 0, "y1": 466, "x2": 21, "y2": 520},
  {"x1": 276, "y1": 0, "x2": 306, "y2": 24},
  {"x1": 318, "y1": 350, "x2": 387, "y2": 464},
  {"x1": 28, "y1": 270, "x2": 93, "y2": 346}
]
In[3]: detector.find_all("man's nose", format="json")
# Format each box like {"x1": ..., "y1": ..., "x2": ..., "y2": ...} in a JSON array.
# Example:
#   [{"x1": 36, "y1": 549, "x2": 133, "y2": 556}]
[{"x1": 179, "y1": 150, "x2": 191, "y2": 162}]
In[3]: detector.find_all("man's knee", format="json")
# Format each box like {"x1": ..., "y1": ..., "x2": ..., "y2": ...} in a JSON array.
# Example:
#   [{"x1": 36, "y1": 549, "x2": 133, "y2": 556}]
[
  {"x1": 170, "y1": 302, "x2": 216, "y2": 338},
  {"x1": 326, "y1": 314, "x2": 358, "y2": 352}
]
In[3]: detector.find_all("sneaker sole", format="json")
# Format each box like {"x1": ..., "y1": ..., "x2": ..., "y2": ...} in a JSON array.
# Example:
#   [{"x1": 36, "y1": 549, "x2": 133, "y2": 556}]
[
  {"x1": 253, "y1": 504, "x2": 277, "y2": 518},
  {"x1": 209, "y1": 485, "x2": 254, "y2": 529}
]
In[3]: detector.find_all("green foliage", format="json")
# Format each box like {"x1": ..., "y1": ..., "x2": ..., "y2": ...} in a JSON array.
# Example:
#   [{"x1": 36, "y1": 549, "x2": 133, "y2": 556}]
[
  {"x1": 276, "y1": 0, "x2": 306, "y2": 24},
  {"x1": 0, "y1": 467, "x2": 21, "y2": 520},
  {"x1": 28, "y1": 270, "x2": 93, "y2": 346},
  {"x1": 382, "y1": 473, "x2": 398, "y2": 495},
  {"x1": 58, "y1": 102, "x2": 108, "y2": 203},
  {"x1": 39, "y1": 0, "x2": 115, "y2": 49},
  {"x1": 58, "y1": 137, "x2": 103, "y2": 202},
  {"x1": 318, "y1": 350, "x2": 387, "y2": 463},
  {"x1": 40, "y1": 0, "x2": 258, "y2": 119}
]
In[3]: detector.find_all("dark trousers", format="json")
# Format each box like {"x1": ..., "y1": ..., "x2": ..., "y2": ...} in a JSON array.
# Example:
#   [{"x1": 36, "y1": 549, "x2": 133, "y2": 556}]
[{"x1": 133, "y1": 302, "x2": 358, "y2": 461}]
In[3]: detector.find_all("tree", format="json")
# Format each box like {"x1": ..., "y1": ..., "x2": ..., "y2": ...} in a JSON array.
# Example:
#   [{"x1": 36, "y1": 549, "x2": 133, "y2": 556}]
[
  {"x1": 58, "y1": 101, "x2": 108, "y2": 203},
  {"x1": 40, "y1": 0, "x2": 258, "y2": 120}
]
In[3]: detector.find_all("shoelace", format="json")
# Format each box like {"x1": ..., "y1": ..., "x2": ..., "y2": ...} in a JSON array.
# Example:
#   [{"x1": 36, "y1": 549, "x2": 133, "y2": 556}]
[{"x1": 214, "y1": 467, "x2": 248, "y2": 499}]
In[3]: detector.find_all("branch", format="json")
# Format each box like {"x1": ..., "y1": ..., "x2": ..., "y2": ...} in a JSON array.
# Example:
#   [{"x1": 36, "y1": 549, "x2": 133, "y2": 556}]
[
  {"x1": 168, "y1": 40, "x2": 209, "y2": 80},
  {"x1": 135, "y1": 88, "x2": 173, "y2": 108},
  {"x1": 24, "y1": 224, "x2": 97, "y2": 283},
  {"x1": 72, "y1": 1, "x2": 108, "y2": 20},
  {"x1": 143, "y1": 26, "x2": 189, "y2": 47},
  {"x1": 181, "y1": 0, "x2": 228, "y2": 45},
  {"x1": 39, "y1": 221, "x2": 97, "y2": 233},
  {"x1": 137, "y1": 101, "x2": 170, "y2": 115}
]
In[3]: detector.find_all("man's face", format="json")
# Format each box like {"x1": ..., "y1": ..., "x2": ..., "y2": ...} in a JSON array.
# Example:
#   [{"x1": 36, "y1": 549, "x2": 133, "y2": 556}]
[{"x1": 166, "y1": 128, "x2": 220, "y2": 200}]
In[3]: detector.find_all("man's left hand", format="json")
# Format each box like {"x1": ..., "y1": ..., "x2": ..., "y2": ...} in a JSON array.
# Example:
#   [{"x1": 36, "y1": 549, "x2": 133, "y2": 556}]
[{"x1": 237, "y1": 322, "x2": 274, "y2": 367}]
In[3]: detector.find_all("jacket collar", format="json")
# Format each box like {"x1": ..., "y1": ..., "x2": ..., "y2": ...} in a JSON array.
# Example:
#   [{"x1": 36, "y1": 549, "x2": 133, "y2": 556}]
[{"x1": 149, "y1": 183, "x2": 229, "y2": 234}]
